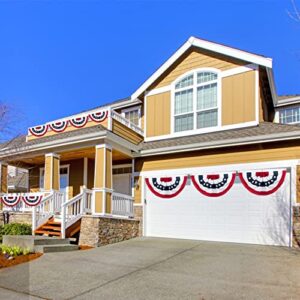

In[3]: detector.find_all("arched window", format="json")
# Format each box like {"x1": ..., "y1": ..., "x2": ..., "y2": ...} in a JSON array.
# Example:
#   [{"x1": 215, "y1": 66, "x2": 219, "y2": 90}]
[{"x1": 173, "y1": 70, "x2": 219, "y2": 133}]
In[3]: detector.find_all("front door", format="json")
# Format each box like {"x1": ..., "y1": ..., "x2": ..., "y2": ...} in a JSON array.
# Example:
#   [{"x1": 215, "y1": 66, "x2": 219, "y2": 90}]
[{"x1": 59, "y1": 166, "x2": 69, "y2": 200}]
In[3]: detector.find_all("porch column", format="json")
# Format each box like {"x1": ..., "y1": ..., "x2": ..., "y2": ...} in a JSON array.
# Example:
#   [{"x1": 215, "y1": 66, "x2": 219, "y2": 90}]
[
  {"x1": 93, "y1": 144, "x2": 112, "y2": 214},
  {"x1": 0, "y1": 162, "x2": 8, "y2": 210},
  {"x1": 44, "y1": 153, "x2": 60, "y2": 191}
]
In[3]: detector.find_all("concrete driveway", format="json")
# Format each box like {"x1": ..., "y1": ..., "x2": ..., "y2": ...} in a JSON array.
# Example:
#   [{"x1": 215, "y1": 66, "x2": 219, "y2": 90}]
[{"x1": 1, "y1": 237, "x2": 300, "y2": 299}]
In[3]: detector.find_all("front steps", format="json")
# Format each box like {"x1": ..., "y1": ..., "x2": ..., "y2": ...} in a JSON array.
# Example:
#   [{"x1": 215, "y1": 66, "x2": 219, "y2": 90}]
[
  {"x1": 2, "y1": 235, "x2": 79, "y2": 253},
  {"x1": 35, "y1": 219, "x2": 62, "y2": 237}
]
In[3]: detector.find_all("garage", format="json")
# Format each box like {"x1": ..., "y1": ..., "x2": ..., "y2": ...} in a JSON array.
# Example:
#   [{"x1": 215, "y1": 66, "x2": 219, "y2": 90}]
[{"x1": 144, "y1": 167, "x2": 291, "y2": 246}]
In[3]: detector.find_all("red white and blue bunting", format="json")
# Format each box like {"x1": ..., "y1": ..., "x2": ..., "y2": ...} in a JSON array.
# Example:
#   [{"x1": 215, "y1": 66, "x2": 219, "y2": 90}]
[
  {"x1": 0, "y1": 194, "x2": 43, "y2": 207},
  {"x1": 69, "y1": 116, "x2": 88, "y2": 128},
  {"x1": 191, "y1": 172, "x2": 236, "y2": 197},
  {"x1": 29, "y1": 125, "x2": 49, "y2": 137},
  {"x1": 0, "y1": 195, "x2": 21, "y2": 207},
  {"x1": 145, "y1": 176, "x2": 187, "y2": 198},
  {"x1": 238, "y1": 169, "x2": 286, "y2": 196},
  {"x1": 22, "y1": 194, "x2": 43, "y2": 206},
  {"x1": 28, "y1": 109, "x2": 108, "y2": 137},
  {"x1": 146, "y1": 169, "x2": 287, "y2": 198},
  {"x1": 89, "y1": 111, "x2": 108, "y2": 123},
  {"x1": 49, "y1": 120, "x2": 68, "y2": 133}
]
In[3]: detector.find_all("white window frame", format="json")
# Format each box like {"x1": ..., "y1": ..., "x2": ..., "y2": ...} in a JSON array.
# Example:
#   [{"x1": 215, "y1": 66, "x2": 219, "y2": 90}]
[
  {"x1": 39, "y1": 164, "x2": 70, "y2": 192},
  {"x1": 278, "y1": 106, "x2": 300, "y2": 125},
  {"x1": 121, "y1": 106, "x2": 141, "y2": 127},
  {"x1": 171, "y1": 68, "x2": 222, "y2": 134}
]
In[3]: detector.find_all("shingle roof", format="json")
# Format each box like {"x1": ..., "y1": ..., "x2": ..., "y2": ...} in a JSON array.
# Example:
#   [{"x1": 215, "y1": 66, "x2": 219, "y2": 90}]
[{"x1": 141, "y1": 122, "x2": 300, "y2": 151}]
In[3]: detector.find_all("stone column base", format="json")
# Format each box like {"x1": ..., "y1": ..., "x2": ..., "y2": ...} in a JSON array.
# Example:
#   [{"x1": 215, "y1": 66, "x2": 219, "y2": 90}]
[
  {"x1": 293, "y1": 206, "x2": 300, "y2": 248},
  {"x1": 79, "y1": 215, "x2": 140, "y2": 247},
  {"x1": 134, "y1": 205, "x2": 143, "y2": 236}
]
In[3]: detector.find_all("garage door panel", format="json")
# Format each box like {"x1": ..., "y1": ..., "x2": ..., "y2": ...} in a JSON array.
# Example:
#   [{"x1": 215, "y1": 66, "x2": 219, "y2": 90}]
[{"x1": 145, "y1": 171, "x2": 291, "y2": 246}]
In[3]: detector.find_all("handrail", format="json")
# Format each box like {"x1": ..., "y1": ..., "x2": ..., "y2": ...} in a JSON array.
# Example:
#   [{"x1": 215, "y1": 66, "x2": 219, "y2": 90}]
[
  {"x1": 32, "y1": 190, "x2": 64, "y2": 234},
  {"x1": 112, "y1": 192, "x2": 134, "y2": 218},
  {"x1": 111, "y1": 111, "x2": 144, "y2": 136},
  {"x1": 61, "y1": 188, "x2": 93, "y2": 238}
]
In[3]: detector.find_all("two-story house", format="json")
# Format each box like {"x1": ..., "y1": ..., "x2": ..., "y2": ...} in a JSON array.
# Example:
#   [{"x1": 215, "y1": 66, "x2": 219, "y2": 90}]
[{"x1": 1, "y1": 36, "x2": 300, "y2": 248}]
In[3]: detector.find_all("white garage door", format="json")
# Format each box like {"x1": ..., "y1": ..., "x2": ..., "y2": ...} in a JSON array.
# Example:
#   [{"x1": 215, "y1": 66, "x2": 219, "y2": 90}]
[{"x1": 145, "y1": 169, "x2": 291, "y2": 246}]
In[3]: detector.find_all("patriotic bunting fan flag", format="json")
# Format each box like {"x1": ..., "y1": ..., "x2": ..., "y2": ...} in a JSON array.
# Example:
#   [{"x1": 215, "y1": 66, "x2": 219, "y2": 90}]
[
  {"x1": 145, "y1": 176, "x2": 187, "y2": 198},
  {"x1": 69, "y1": 116, "x2": 88, "y2": 128},
  {"x1": 22, "y1": 194, "x2": 43, "y2": 206},
  {"x1": 0, "y1": 195, "x2": 21, "y2": 207},
  {"x1": 28, "y1": 110, "x2": 108, "y2": 137},
  {"x1": 191, "y1": 172, "x2": 236, "y2": 197},
  {"x1": 238, "y1": 169, "x2": 286, "y2": 196}
]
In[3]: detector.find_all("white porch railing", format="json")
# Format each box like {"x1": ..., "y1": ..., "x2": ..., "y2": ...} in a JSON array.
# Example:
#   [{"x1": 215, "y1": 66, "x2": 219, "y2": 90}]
[
  {"x1": 61, "y1": 188, "x2": 93, "y2": 238},
  {"x1": 112, "y1": 192, "x2": 134, "y2": 218},
  {"x1": 32, "y1": 190, "x2": 65, "y2": 234},
  {"x1": 3, "y1": 200, "x2": 32, "y2": 212},
  {"x1": 111, "y1": 110, "x2": 144, "y2": 136}
]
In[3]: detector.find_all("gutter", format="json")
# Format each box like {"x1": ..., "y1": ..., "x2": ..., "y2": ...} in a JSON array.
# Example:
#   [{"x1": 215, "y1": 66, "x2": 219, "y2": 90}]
[{"x1": 138, "y1": 130, "x2": 300, "y2": 157}]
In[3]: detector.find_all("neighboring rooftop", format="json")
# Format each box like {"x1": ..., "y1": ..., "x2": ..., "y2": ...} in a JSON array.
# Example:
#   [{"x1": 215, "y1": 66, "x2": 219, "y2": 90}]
[{"x1": 276, "y1": 95, "x2": 300, "y2": 107}]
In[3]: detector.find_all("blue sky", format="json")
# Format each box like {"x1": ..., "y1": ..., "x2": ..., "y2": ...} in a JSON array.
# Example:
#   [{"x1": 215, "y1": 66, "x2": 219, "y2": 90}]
[{"x1": 0, "y1": 0, "x2": 299, "y2": 136}]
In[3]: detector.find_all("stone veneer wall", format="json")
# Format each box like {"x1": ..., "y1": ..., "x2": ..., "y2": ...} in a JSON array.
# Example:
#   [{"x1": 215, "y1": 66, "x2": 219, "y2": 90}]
[
  {"x1": 134, "y1": 205, "x2": 143, "y2": 236},
  {"x1": 293, "y1": 206, "x2": 300, "y2": 248},
  {"x1": 79, "y1": 215, "x2": 140, "y2": 247},
  {"x1": 0, "y1": 212, "x2": 32, "y2": 226}
]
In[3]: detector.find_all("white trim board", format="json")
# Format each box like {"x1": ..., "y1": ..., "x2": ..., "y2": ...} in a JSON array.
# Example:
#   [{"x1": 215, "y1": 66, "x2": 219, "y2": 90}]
[
  {"x1": 131, "y1": 36, "x2": 272, "y2": 100},
  {"x1": 144, "y1": 121, "x2": 258, "y2": 142}
]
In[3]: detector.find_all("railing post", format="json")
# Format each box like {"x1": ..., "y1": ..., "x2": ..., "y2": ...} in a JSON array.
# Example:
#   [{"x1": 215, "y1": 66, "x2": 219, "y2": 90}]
[
  {"x1": 32, "y1": 206, "x2": 36, "y2": 235},
  {"x1": 81, "y1": 190, "x2": 86, "y2": 214},
  {"x1": 61, "y1": 205, "x2": 66, "y2": 239}
]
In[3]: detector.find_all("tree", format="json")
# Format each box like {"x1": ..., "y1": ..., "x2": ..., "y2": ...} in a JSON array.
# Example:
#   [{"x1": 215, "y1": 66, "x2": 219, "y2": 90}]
[{"x1": 287, "y1": 0, "x2": 300, "y2": 22}]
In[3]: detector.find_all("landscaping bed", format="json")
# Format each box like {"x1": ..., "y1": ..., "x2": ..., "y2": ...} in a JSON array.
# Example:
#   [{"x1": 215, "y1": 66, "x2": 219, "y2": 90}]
[
  {"x1": 0, "y1": 223, "x2": 42, "y2": 269},
  {"x1": 0, "y1": 252, "x2": 42, "y2": 269}
]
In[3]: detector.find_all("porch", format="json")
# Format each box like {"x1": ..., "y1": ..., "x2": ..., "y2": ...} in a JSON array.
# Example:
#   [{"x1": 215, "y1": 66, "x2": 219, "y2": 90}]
[{"x1": 0, "y1": 143, "x2": 138, "y2": 240}]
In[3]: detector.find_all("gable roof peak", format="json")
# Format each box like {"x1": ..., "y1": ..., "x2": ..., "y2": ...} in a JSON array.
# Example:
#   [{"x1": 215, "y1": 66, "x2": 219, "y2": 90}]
[{"x1": 131, "y1": 36, "x2": 273, "y2": 100}]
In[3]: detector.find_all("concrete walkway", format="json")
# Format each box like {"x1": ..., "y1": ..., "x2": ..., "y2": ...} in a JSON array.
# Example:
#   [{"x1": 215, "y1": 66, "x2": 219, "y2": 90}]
[{"x1": 1, "y1": 237, "x2": 300, "y2": 299}]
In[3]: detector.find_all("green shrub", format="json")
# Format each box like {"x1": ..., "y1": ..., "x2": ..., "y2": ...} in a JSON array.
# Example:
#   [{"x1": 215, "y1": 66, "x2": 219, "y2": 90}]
[
  {"x1": 0, "y1": 223, "x2": 32, "y2": 242},
  {"x1": 0, "y1": 244, "x2": 32, "y2": 256}
]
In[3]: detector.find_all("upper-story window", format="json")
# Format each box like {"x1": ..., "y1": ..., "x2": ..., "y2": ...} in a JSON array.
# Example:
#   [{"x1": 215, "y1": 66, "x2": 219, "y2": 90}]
[
  {"x1": 173, "y1": 70, "x2": 219, "y2": 133},
  {"x1": 122, "y1": 106, "x2": 141, "y2": 127},
  {"x1": 279, "y1": 106, "x2": 300, "y2": 124}
]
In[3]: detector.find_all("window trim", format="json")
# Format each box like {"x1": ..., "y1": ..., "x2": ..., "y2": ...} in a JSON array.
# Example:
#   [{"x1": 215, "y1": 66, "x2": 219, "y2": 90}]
[
  {"x1": 121, "y1": 106, "x2": 141, "y2": 127},
  {"x1": 278, "y1": 106, "x2": 300, "y2": 125},
  {"x1": 171, "y1": 68, "x2": 222, "y2": 134}
]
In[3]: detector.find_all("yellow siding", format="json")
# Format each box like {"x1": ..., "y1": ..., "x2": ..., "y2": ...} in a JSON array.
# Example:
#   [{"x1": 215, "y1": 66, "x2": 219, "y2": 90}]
[
  {"x1": 52, "y1": 157, "x2": 60, "y2": 191},
  {"x1": 94, "y1": 146, "x2": 113, "y2": 214},
  {"x1": 94, "y1": 147, "x2": 104, "y2": 188},
  {"x1": 95, "y1": 191, "x2": 103, "y2": 213},
  {"x1": 222, "y1": 70, "x2": 256, "y2": 125},
  {"x1": 106, "y1": 149, "x2": 112, "y2": 189},
  {"x1": 68, "y1": 159, "x2": 84, "y2": 199},
  {"x1": 112, "y1": 120, "x2": 143, "y2": 144},
  {"x1": 146, "y1": 91, "x2": 171, "y2": 138},
  {"x1": 44, "y1": 155, "x2": 52, "y2": 191},
  {"x1": 134, "y1": 176, "x2": 142, "y2": 204},
  {"x1": 136, "y1": 142, "x2": 300, "y2": 172},
  {"x1": 151, "y1": 48, "x2": 246, "y2": 89}
]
